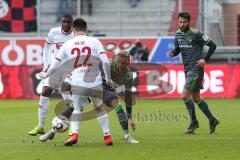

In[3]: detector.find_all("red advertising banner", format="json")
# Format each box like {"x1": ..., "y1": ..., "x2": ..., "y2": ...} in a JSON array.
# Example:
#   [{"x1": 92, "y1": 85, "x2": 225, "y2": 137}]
[
  {"x1": 0, "y1": 38, "x2": 239, "y2": 99},
  {"x1": 0, "y1": 64, "x2": 239, "y2": 99},
  {"x1": 0, "y1": 39, "x2": 44, "y2": 66},
  {"x1": 134, "y1": 64, "x2": 240, "y2": 99},
  {"x1": 0, "y1": 38, "x2": 156, "y2": 66}
]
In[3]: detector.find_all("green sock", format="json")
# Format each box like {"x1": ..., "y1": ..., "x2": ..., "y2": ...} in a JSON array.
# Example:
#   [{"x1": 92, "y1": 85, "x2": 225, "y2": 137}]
[
  {"x1": 61, "y1": 100, "x2": 74, "y2": 118},
  {"x1": 184, "y1": 98, "x2": 197, "y2": 122},
  {"x1": 197, "y1": 99, "x2": 214, "y2": 122},
  {"x1": 115, "y1": 103, "x2": 129, "y2": 132}
]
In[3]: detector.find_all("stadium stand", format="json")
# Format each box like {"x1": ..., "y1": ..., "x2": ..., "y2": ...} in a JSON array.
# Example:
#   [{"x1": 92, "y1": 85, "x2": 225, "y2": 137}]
[{"x1": 40, "y1": 0, "x2": 176, "y2": 37}]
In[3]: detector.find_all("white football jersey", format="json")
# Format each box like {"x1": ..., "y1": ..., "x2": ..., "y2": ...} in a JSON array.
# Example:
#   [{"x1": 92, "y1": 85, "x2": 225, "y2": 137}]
[
  {"x1": 42, "y1": 26, "x2": 74, "y2": 70},
  {"x1": 46, "y1": 26, "x2": 74, "y2": 57},
  {"x1": 56, "y1": 35, "x2": 105, "y2": 87}
]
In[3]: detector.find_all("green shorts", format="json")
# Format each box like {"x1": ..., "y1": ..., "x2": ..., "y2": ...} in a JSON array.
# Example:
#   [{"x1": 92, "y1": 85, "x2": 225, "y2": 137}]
[{"x1": 184, "y1": 71, "x2": 204, "y2": 93}]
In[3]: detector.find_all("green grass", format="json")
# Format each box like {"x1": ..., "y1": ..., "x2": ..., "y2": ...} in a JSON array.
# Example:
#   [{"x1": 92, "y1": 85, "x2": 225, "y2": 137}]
[{"x1": 0, "y1": 99, "x2": 239, "y2": 160}]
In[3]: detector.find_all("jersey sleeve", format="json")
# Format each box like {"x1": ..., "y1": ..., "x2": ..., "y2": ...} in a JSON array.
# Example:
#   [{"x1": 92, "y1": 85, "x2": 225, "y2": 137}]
[
  {"x1": 45, "y1": 29, "x2": 55, "y2": 44},
  {"x1": 42, "y1": 29, "x2": 54, "y2": 70},
  {"x1": 198, "y1": 31, "x2": 211, "y2": 45},
  {"x1": 42, "y1": 43, "x2": 52, "y2": 71}
]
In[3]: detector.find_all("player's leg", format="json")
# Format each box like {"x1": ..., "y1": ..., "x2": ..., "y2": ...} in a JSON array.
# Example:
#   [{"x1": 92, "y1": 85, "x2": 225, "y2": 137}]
[
  {"x1": 182, "y1": 75, "x2": 199, "y2": 134},
  {"x1": 103, "y1": 87, "x2": 129, "y2": 136},
  {"x1": 192, "y1": 92, "x2": 219, "y2": 134},
  {"x1": 28, "y1": 85, "x2": 53, "y2": 136},
  {"x1": 39, "y1": 94, "x2": 83, "y2": 142},
  {"x1": 92, "y1": 98, "x2": 113, "y2": 145},
  {"x1": 64, "y1": 94, "x2": 82, "y2": 146},
  {"x1": 30, "y1": 70, "x2": 67, "y2": 136},
  {"x1": 111, "y1": 98, "x2": 139, "y2": 143}
]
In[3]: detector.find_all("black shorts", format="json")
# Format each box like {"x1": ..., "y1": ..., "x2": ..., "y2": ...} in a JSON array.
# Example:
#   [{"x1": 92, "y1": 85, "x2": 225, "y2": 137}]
[
  {"x1": 102, "y1": 83, "x2": 118, "y2": 107},
  {"x1": 184, "y1": 70, "x2": 204, "y2": 92}
]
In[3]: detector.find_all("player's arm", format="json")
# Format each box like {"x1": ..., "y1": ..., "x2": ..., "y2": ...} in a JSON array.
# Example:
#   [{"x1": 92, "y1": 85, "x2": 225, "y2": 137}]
[
  {"x1": 99, "y1": 53, "x2": 111, "y2": 81},
  {"x1": 42, "y1": 30, "x2": 54, "y2": 72},
  {"x1": 42, "y1": 44, "x2": 67, "y2": 78},
  {"x1": 96, "y1": 39, "x2": 115, "y2": 86},
  {"x1": 42, "y1": 42, "x2": 52, "y2": 72},
  {"x1": 124, "y1": 71, "x2": 134, "y2": 119},
  {"x1": 197, "y1": 33, "x2": 217, "y2": 67},
  {"x1": 125, "y1": 78, "x2": 137, "y2": 131},
  {"x1": 204, "y1": 40, "x2": 216, "y2": 62},
  {"x1": 168, "y1": 36, "x2": 180, "y2": 58}
]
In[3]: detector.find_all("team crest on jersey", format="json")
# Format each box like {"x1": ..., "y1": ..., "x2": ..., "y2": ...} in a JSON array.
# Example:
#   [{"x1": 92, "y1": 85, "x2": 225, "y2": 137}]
[
  {"x1": 0, "y1": 0, "x2": 9, "y2": 18},
  {"x1": 202, "y1": 35, "x2": 209, "y2": 41},
  {"x1": 56, "y1": 43, "x2": 63, "y2": 49},
  {"x1": 186, "y1": 37, "x2": 193, "y2": 43}
]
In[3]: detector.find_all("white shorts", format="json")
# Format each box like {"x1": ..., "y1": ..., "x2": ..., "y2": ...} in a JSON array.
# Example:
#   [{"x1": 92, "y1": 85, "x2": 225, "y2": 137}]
[
  {"x1": 65, "y1": 67, "x2": 103, "y2": 98},
  {"x1": 72, "y1": 94, "x2": 102, "y2": 111},
  {"x1": 43, "y1": 69, "x2": 69, "y2": 89}
]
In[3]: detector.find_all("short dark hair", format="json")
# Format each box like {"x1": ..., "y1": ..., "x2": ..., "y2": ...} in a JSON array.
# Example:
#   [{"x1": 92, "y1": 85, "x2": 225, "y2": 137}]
[
  {"x1": 73, "y1": 18, "x2": 87, "y2": 32},
  {"x1": 62, "y1": 13, "x2": 73, "y2": 22},
  {"x1": 178, "y1": 11, "x2": 191, "y2": 21}
]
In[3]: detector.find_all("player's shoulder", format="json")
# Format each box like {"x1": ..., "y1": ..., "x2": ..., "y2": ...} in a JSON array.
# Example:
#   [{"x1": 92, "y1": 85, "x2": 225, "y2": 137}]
[
  {"x1": 48, "y1": 26, "x2": 61, "y2": 34},
  {"x1": 86, "y1": 36, "x2": 102, "y2": 44},
  {"x1": 190, "y1": 28, "x2": 204, "y2": 37},
  {"x1": 176, "y1": 29, "x2": 182, "y2": 34},
  {"x1": 190, "y1": 27, "x2": 199, "y2": 33}
]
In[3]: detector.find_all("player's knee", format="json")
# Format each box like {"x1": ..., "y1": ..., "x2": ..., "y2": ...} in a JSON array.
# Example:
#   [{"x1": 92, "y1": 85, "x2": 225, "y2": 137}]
[
  {"x1": 41, "y1": 86, "x2": 53, "y2": 97},
  {"x1": 181, "y1": 94, "x2": 190, "y2": 101},
  {"x1": 192, "y1": 97, "x2": 201, "y2": 103},
  {"x1": 61, "y1": 82, "x2": 71, "y2": 92}
]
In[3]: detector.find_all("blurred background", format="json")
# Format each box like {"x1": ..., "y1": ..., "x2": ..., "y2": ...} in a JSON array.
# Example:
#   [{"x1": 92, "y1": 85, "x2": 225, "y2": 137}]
[{"x1": 0, "y1": 0, "x2": 240, "y2": 99}]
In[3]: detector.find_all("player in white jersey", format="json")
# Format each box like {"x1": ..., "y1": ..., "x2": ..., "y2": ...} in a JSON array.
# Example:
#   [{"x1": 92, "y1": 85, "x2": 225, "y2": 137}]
[
  {"x1": 28, "y1": 14, "x2": 74, "y2": 136},
  {"x1": 40, "y1": 18, "x2": 114, "y2": 146}
]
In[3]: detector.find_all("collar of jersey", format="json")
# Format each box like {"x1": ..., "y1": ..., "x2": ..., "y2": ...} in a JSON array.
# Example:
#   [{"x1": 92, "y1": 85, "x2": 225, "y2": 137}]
[
  {"x1": 179, "y1": 27, "x2": 193, "y2": 34},
  {"x1": 61, "y1": 28, "x2": 73, "y2": 35}
]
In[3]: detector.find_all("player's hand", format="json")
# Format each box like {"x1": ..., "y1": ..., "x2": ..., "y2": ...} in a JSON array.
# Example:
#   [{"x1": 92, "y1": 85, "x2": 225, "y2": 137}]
[
  {"x1": 107, "y1": 79, "x2": 118, "y2": 88},
  {"x1": 39, "y1": 71, "x2": 45, "y2": 79},
  {"x1": 196, "y1": 59, "x2": 206, "y2": 68},
  {"x1": 128, "y1": 118, "x2": 136, "y2": 131},
  {"x1": 167, "y1": 51, "x2": 174, "y2": 58}
]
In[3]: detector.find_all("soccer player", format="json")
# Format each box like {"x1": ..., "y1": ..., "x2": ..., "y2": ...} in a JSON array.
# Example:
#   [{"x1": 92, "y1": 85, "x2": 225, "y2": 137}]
[
  {"x1": 40, "y1": 18, "x2": 114, "y2": 146},
  {"x1": 28, "y1": 14, "x2": 74, "y2": 136},
  {"x1": 168, "y1": 11, "x2": 219, "y2": 134},
  {"x1": 101, "y1": 51, "x2": 139, "y2": 143},
  {"x1": 39, "y1": 51, "x2": 139, "y2": 144}
]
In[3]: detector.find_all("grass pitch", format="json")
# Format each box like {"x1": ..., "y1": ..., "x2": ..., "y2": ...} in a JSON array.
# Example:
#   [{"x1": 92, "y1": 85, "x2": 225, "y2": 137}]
[{"x1": 0, "y1": 99, "x2": 239, "y2": 160}]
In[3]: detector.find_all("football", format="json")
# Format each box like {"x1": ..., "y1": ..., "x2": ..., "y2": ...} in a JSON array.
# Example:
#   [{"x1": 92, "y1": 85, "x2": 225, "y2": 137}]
[{"x1": 52, "y1": 115, "x2": 70, "y2": 133}]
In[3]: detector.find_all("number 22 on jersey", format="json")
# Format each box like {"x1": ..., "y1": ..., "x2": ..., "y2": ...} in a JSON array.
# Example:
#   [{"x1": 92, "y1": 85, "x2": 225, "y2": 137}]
[{"x1": 71, "y1": 46, "x2": 92, "y2": 68}]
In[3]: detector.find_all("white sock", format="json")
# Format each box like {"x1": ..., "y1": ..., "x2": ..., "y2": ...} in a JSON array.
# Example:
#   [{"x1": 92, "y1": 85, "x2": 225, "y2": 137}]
[
  {"x1": 38, "y1": 95, "x2": 49, "y2": 128},
  {"x1": 70, "y1": 110, "x2": 81, "y2": 134},
  {"x1": 96, "y1": 111, "x2": 110, "y2": 136},
  {"x1": 62, "y1": 93, "x2": 72, "y2": 107},
  {"x1": 70, "y1": 95, "x2": 82, "y2": 134}
]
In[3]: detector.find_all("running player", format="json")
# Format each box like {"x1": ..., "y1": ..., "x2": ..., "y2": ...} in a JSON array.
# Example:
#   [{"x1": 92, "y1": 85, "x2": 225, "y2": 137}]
[{"x1": 168, "y1": 11, "x2": 219, "y2": 134}]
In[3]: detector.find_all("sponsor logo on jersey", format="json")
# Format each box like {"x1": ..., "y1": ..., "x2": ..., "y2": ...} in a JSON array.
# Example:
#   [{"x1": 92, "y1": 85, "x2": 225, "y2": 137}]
[
  {"x1": 202, "y1": 35, "x2": 209, "y2": 41},
  {"x1": 179, "y1": 44, "x2": 192, "y2": 48}
]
